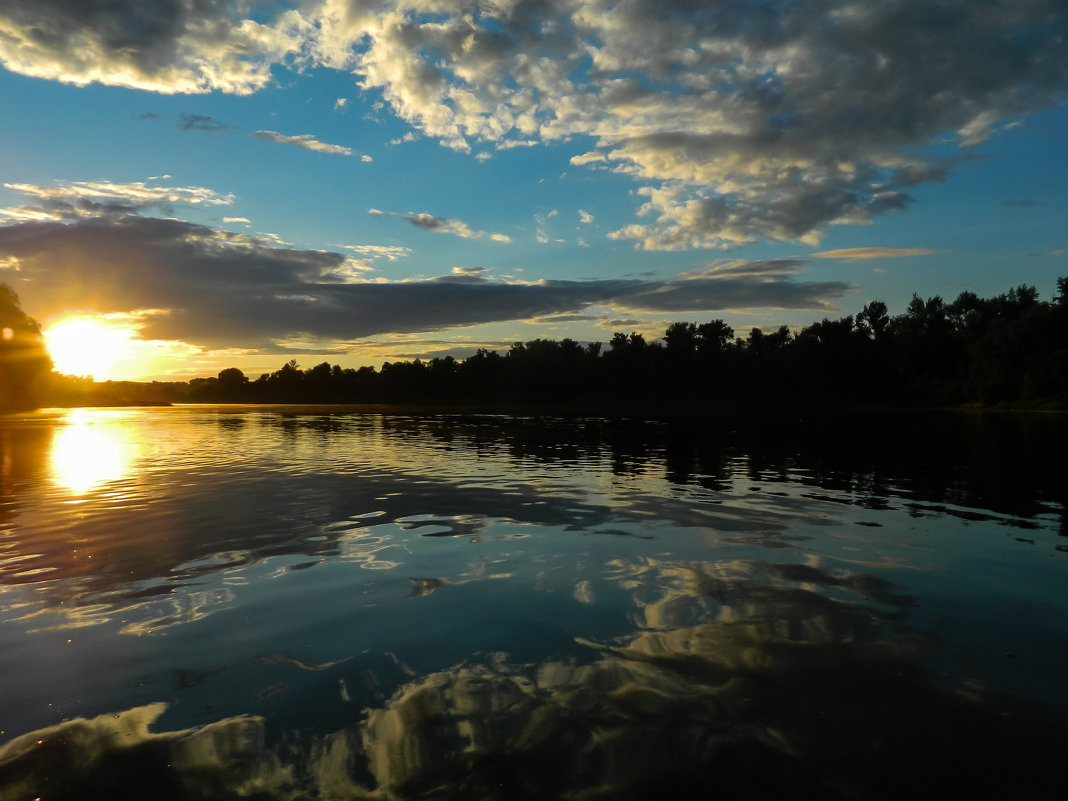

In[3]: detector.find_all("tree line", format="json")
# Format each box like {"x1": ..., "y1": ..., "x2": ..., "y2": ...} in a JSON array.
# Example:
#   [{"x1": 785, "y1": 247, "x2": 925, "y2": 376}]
[
  {"x1": 3, "y1": 278, "x2": 1067, "y2": 411},
  {"x1": 184, "y1": 278, "x2": 1068, "y2": 408}
]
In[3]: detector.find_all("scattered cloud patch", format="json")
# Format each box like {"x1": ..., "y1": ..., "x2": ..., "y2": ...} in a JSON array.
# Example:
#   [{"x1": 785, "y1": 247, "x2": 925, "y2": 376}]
[
  {"x1": 337, "y1": 244, "x2": 411, "y2": 262},
  {"x1": 369, "y1": 209, "x2": 511, "y2": 243},
  {"x1": 675, "y1": 259, "x2": 806, "y2": 280},
  {"x1": 578, "y1": 210, "x2": 594, "y2": 224},
  {"x1": 178, "y1": 113, "x2": 228, "y2": 132},
  {"x1": 3, "y1": 180, "x2": 233, "y2": 213},
  {"x1": 810, "y1": 248, "x2": 938, "y2": 261},
  {"x1": 253, "y1": 130, "x2": 353, "y2": 156}
]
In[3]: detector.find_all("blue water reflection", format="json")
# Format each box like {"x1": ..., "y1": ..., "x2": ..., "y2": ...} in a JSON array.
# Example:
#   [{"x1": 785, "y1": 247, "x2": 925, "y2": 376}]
[{"x1": 0, "y1": 406, "x2": 1065, "y2": 798}]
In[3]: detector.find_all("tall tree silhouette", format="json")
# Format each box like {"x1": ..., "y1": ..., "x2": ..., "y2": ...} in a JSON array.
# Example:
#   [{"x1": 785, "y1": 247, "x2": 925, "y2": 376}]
[{"x1": 0, "y1": 283, "x2": 51, "y2": 411}]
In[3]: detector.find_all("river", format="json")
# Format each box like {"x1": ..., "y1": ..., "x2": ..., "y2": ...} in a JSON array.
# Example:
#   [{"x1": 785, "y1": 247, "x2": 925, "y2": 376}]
[{"x1": 1, "y1": 406, "x2": 1066, "y2": 799}]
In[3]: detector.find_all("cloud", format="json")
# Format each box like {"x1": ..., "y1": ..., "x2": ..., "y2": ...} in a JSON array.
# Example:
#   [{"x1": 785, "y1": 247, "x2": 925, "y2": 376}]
[
  {"x1": 253, "y1": 130, "x2": 353, "y2": 156},
  {"x1": 337, "y1": 244, "x2": 411, "y2": 262},
  {"x1": 178, "y1": 113, "x2": 228, "y2": 132},
  {"x1": 4, "y1": 2, "x2": 1065, "y2": 249},
  {"x1": 3, "y1": 180, "x2": 233, "y2": 214},
  {"x1": 369, "y1": 209, "x2": 512, "y2": 243},
  {"x1": 809, "y1": 248, "x2": 938, "y2": 261},
  {"x1": 1, "y1": 207, "x2": 849, "y2": 352},
  {"x1": 311, "y1": 0, "x2": 1068, "y2": 249},
  {"x1": 0, "y1": 0, "x2": 308, "y2": 94},
  {"x1": 222, "y1": 217, "x2": 251, "y2": 224},
  {"x1": 675, "y1": 259, "x2": 806, "y2": 280},
  {"x1": 579, "y1": 210, "x2": 594, "y2": 224}
]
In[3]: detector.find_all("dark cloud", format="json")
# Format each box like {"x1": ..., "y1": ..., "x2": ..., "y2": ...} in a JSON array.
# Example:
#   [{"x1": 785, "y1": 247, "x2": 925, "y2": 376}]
[
  {"x1": 368, "y1": 209, "x2": 512, "y2": 242},
  {"x1": 178, "y1": 113, "x2": 229, "y2": 132},
  {"x1": 613, "y1": 279, "x2": 850, "y2": 315},
  {"x1": 0, "y1": 213, "x2": 849, "y2": 350}
]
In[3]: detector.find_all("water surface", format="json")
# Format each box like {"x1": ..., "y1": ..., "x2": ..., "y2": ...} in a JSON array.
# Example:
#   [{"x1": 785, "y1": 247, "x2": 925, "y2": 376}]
[{"x1": 1, "y1": 406, "x2": 1066, "y2": 799}]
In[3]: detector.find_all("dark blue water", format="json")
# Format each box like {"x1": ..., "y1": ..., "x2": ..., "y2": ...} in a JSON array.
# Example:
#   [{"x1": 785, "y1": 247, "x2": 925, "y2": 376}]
[{"x1": 1, "y1": 406, "x2": 1066, "y2": 799}]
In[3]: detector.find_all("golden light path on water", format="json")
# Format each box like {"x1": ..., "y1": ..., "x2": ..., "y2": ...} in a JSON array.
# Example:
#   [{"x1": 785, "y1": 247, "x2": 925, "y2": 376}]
[{"x1": 49, "y1": 408, "x2": 139, "y2": 495}]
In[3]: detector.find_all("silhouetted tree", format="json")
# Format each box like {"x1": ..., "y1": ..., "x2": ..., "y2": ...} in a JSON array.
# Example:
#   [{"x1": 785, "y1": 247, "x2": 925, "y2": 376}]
[{"x1": 0, "y1": 283, "x2": 51, "y2": 410}]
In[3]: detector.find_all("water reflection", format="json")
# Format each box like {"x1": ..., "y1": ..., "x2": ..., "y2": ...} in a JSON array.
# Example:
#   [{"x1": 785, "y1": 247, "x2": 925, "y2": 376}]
[
  {"x1": 49, "y1": 408, "x2": 139, "y2": 494},
  {"x1": 3, "y1": 554, "x2": 1065, "y2": 800},
  {"x1": 0, "y1": 407, "x2": 1065, "y2": 799}
]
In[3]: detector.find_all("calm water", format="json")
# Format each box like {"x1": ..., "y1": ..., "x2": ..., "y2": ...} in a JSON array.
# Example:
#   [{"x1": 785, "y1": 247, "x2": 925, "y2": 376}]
[{"x1": 1, "y1": 406, "x2": 1066, "y2": 799}]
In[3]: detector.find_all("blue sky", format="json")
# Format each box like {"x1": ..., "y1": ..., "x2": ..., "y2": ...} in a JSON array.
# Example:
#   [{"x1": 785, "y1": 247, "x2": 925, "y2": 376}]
[{"x1": 0, "y1": 0, "x2": 1065, "y2": 381}]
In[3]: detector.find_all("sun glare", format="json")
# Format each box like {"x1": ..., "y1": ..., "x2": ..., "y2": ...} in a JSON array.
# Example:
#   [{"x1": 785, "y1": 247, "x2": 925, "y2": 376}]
[
  {"x1": 50, "y1": 408, "x2": 138, "y2": 494},
  {"x1": 44, "y1": 317, "x2": 135, "y2": 379}
]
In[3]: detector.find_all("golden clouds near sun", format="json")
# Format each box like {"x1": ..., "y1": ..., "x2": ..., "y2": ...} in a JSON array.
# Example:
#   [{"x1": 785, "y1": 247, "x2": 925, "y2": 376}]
[{"x1": 44, "y1": 317, "x2": 135, "y2": 379}]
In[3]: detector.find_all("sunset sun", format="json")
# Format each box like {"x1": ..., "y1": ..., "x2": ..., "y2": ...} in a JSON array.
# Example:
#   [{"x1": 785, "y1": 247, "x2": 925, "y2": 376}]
[{"x1": 44, "y1": 317, "x2": 134, "y2": 379}]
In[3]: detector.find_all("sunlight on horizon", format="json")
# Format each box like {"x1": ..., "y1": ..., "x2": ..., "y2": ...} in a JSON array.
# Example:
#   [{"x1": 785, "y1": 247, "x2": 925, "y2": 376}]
[{"x1": 44, "y1": 317, "x2": 137, "y2": 380}]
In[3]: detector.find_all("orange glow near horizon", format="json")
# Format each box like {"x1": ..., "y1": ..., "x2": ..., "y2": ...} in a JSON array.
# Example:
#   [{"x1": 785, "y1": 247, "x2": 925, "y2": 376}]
[{"x1": 44, "y1": 316, "x2": 138, "y2": 380}]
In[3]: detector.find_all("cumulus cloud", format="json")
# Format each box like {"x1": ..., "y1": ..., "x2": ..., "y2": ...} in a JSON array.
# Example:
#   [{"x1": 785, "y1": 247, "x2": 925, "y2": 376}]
[
  {"x1": 810, "y1": 248, "x2": 938, "y2": 261},
  {"x1": 253, "y1": 130, "x2": 353, "y2": 156},
  {"x1": 4, "y1": 1, "x2": 1064, "y2": 248},
  {"x1": 310, "y1": 0, "x2": 1068, "y2": 249},
  {"x1": 579, "y1": 209, "x2": 594, "y2": 224},
  {"x1": 0, "y1": 0, "x2": 308, "y2": 94},
  {"x1": 369, "y1": 209, "x2": 512, "y2": 243}
]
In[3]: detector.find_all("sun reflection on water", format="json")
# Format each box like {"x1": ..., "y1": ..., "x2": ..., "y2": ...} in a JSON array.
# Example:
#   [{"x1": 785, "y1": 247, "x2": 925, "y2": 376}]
[{"x1": 49, "y1": 408, "x2": 139, "y2": 495}]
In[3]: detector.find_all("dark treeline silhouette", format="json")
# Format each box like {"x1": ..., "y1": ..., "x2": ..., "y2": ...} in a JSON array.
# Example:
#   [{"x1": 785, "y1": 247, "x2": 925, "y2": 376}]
[{"x1": 184, "y1": 279, "x2": 1068, "y2": 408}]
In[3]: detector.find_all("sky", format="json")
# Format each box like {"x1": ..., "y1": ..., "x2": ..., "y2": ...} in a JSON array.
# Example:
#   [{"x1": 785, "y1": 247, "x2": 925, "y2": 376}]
[{"x1": 0, "y1": 0, "x2": 1066, "y2": 382}]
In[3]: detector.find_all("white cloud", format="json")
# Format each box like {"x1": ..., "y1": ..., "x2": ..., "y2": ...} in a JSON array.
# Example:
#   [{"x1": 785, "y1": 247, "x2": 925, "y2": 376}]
[
  {"x1": 3, "y1": 180, "x2": 233, "y2": 210},
  {"x1": 337, "y1": 244, "x2": 411, "y2": 262},
  {"x1": 0, "y1": 0, "x2": 308, "y2": 94},
  {"x1": 578, "y1": 209, "x2": 594, "y2": 224},
  {"x1": 253, "y1": 131, "x2": 353, "y2": 156}
]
